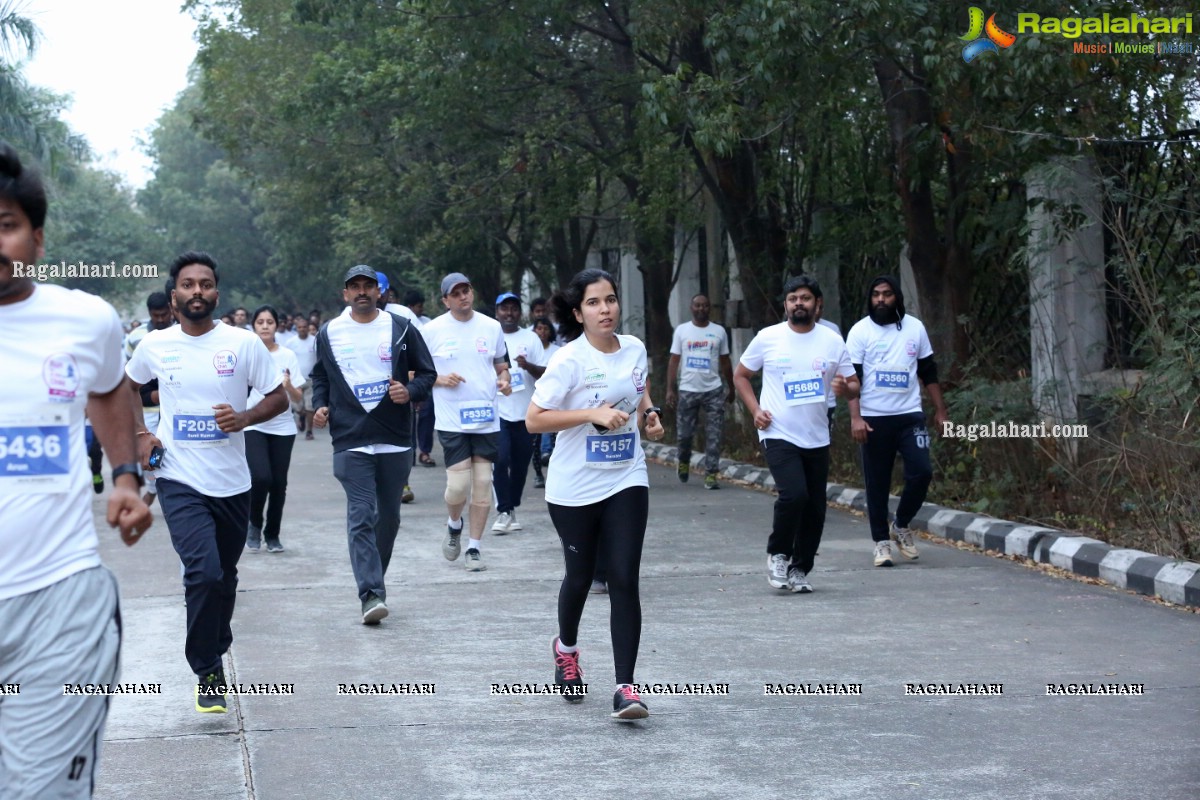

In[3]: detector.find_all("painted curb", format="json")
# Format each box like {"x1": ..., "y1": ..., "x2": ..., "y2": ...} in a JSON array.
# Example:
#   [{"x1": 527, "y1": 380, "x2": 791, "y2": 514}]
[{"x1": 643, "y1": 442, "x2": 1199, "y2": 608}]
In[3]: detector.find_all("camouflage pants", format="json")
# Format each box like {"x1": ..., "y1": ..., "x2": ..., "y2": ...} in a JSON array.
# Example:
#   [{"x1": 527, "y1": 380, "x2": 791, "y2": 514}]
[{"x1": 677, "y1": 387, "x2": 726, "y2": 475}]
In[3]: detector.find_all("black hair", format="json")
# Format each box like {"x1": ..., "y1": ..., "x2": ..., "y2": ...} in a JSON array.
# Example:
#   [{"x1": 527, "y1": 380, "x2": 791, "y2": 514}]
[
  {"x1": 782, "y1": 274, "x2": 822, "y2": 300},
  {"x1": 168, "y1": 251, "x2": 219, "y2": 285},
  {"x1": 531, "y1": 296, "x2": 548, "y2": 307},
  {"x1": 866, "y1": 274, "x2": 906, "y2": 328},
  {"x1": 532, "y1": 316, "x2": 554, "y2": 331},
  {"x1": 164, "y1": 277, "x2": 175, "y2": 295},
  {"x1": 550, "y1": 268, "x2": 618, "y2": 343},
  {"x1": 0, "y1": 141, "x2": 48, "y2": 229},
  {"x1": 251, "y1": 304, "x2": 279, "y2": 326},
  {"x1": 147, "y1": 292, "x2": 169, "y2": 311},
  {"x1": 404, "y1": 289, "x2": 424, "y2": 306}
]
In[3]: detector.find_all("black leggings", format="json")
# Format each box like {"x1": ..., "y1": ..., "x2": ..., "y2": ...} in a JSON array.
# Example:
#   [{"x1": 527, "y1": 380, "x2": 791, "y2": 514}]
[
  {"x1": 245, "y1": 431, "x2": 296, "y2": 540},
  {"x1": 548, "y1": 485, "x2": 648, "y2": 685}
]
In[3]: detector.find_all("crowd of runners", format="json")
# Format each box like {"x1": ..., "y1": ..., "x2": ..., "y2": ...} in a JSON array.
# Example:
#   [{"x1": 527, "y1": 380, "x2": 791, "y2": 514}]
[{"x1": 1, "y1": 139, "x2": 949, "y2": 796}]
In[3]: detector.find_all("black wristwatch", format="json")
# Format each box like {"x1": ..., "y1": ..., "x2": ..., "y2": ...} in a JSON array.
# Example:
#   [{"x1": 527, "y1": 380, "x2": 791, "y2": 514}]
[
  {"x1": 111, "y1": 462, "x2": 145, "y2": 488},
  {"x1": 643, "y1": 406, "x2": 663, "y2": 421}
]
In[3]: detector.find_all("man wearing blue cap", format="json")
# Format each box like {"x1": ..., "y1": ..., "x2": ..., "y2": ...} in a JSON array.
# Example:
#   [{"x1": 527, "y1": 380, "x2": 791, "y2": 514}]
[
  {"x1": 491, "y1": 291, "x2": 546, "y2": 533},
  {"x1": 420, "y1": 273, "x2": 511, "y2": 570}
]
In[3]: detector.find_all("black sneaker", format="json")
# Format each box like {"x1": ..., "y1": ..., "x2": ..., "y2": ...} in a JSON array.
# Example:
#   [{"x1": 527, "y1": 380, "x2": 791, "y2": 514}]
[
  {"x1": 265, "y1": 538, "x2": 284, "y2": 553},
  {"x1": 246, "y1": 525, "x2": 262, "y2": 551},
  {"x1": 677, "y1": 462, "x2": 689, "y2": 483},
  {"x1": 552, "y1": 638, "x2": 585, "y2": 703},
  {"x1": 195, "y1": 670, "x2": 227, "y2": 713},
  {"x1": 612, "y1": 684, "x2": 649, "y2": 720}
]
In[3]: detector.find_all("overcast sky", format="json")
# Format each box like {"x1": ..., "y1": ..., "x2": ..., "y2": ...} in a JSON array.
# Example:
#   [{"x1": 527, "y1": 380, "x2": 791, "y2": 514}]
[{"x1": 21, "y1": 0, "x2": 200, "y2": 189}]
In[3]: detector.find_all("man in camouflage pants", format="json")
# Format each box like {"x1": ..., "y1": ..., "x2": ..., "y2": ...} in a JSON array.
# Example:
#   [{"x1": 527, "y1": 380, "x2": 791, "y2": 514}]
[{"x1": 666, "y1": 295, "x2": 733, "y2": 490}]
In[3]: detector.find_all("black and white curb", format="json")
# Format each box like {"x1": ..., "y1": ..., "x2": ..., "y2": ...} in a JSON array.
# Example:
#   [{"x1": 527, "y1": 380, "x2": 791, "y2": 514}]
[{"x1": 643, "y1": 442, "x2": 1200, "y2": 608}]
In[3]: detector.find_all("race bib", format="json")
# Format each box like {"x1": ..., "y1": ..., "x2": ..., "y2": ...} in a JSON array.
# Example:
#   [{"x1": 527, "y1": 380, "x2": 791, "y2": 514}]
[
  {"x1": 458, "y1": 401, "x2": 496, "y2": 429},
  {"x1": 353, "y1": 379, "x2": 389, "y2": 405},
  {"x1": 685, "y1": 355, "x2": 711, "y2": 371},
  {"x1": 876, "y1": 369, "x2": 910, "y2": 391},
  {"x1": 0, "y1": 405, "x2": 72, "y2": 495},
  {"x1": 783, "y1": 371, "x2": 825, "y2": 406},
  {"x1": 172, "y1": 410, "x2": 230, "y2": 448},
  {"x1": 584, "y1": 430, "x2": 636, "y2": 469},
  {"x1": 510, "y1": 371, "x2": 526, "y2": 393}
]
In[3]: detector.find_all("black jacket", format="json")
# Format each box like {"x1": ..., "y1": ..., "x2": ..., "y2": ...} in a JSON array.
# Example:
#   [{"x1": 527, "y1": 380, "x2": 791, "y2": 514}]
[{"x1": 310, "y1": 312, "x2": 436, "y2": 452}]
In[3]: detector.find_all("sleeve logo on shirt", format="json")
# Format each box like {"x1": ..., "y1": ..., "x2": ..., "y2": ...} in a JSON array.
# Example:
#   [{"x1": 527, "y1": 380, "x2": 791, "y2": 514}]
[
  {"x1": 42, "y1": 354, "x2": 80, "y2": 401},
  {"x1": 811, "y1": 357, "x2": 828, "y2": 371},
  {"x1": 213, "y1": 350, "x2": 237, "y2": 376},
  {"x1": 475, "y1": 337, "x2": 490, "y2": 354},
  {"x1": 377, "y1": 342, "x2": 392, "y2": 362},
  {"x1": 631, "y1": 367, "x2": 646, "y2": 393}
]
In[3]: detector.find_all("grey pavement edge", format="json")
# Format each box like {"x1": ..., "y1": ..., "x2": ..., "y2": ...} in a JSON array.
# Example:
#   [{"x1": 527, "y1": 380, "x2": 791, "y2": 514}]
[
  {"x1": 90, "y1": 428, "x2": 1199, "y2": 799},
  {"x1": 647, "y1": 442, "x2": 1200, "y2": 608}
]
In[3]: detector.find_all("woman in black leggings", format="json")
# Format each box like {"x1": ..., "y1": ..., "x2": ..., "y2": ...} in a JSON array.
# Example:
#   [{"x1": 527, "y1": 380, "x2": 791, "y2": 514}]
[
  {"x1": 527, "y1": 269, "x2": 665, "y2": 721},
  {"x1": 245, "y1": 305, "x2": 305, "y2": 552}
]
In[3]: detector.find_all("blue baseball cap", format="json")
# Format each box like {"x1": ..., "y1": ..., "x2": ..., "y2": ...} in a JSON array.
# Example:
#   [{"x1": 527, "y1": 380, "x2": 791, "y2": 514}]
[
  {"x1": 375, "y1": 272, "x2": 390, "y2": 293},
  {"x1": 495, "y1": 292, "x2": 521, "y2": 306}
]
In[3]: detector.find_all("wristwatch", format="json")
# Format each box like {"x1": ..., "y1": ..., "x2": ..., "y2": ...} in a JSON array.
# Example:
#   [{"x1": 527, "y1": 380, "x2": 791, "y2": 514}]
[
  {"x1": 643, "y1": 406, "x2": 663, "y2": 421},
  {"x1": 111, "y1": 462, "x2": 145, "y2": 488}
]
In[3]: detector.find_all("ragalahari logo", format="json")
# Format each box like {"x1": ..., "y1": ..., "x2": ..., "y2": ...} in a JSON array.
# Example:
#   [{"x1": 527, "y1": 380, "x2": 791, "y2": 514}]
[{"x1": 961, "y1": 7, "x2": 1016, "y2": 62}]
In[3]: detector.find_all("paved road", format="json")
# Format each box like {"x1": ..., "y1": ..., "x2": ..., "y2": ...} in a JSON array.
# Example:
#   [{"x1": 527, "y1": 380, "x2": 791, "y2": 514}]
[{"x1": 91, "y1": 429, "x2": 1199, "y2": 799}]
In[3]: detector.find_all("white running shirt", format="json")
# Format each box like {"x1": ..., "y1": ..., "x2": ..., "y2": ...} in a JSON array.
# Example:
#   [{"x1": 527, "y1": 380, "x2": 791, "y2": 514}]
[
  {"x1": 670, "y1": 321, "x2": 729, "y2": 393},
  {"x1": 125, "y1": 323, "x2": 281, "y2": 496},
  {"x1": 845, "y1": 315, "x2": 933, "y2": 416},
  {"x1": 423, "y1": 311, "x2": 507, "y2": 434},
  {"x1": 247, "y1": 345, "x2": 306, "y2": 436},
  {"x1": 531, "y1": 334, "x2": 649, "y2": 506},
  {"x1": 0, "y1": 285, "x2": 124, "y2": 600},
  {"x1": 739, "y1": 322, "x2": 854, "y2": 449},
  {"x1": 498, "y1": 327, "x2": 545, "y2": 422}
]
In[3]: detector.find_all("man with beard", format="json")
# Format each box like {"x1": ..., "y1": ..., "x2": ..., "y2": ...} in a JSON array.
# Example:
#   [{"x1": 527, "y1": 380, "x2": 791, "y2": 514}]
[
  {"x1": 666, "y1": 294, "x2": 733, "y2": 489},
  {"x1": 845, "y1": 275, "x2": 949, "y2": 567},
  {"x1": 734, "y1": 275, "x2": 858, "y2": 593},
  {"x1": 125, "y1": 251, "x2": 287, "y2": 712}
]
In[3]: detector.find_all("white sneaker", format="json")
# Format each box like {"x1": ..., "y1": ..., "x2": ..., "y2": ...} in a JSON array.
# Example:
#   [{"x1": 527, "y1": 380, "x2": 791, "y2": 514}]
[
  {"x1": 787, "y1": 567, "x2": 813, "y2": 594},
  {"x1": 507, "y1": 511, "x2": 522, "y2": 531},
  {"x1": 491, "y1": 512, "x2": 513, "y2": 534},
  {"x1": 767, "y1": 554, "x2": 790, "y2": 589},
  {"x1": 891, "y1": 522, "x2": 919, "y2": 560},
  {"x1": 873, "y1": 540, "x2": 894, "y2": 567}
]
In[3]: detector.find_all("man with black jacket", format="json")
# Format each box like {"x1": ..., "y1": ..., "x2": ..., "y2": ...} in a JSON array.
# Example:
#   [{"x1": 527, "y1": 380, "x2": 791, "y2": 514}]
[{"x1": 311, "y1": 265, "x2": 436, "y2": 624}]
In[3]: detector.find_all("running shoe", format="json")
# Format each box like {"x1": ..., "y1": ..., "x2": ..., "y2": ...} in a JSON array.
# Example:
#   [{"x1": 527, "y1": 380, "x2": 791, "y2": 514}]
[
  {"x1": 590, "y1": 580, "x2": 608, "y2": 594},
  {"x1": 492, "y1": 512, "x2": 513, "y2": 534},
  {"x1": 507, "y1": 511, "x2": 522, "y2": 531},
  {"x1": 873, "y1": 540, "x2": 894, "y2": 567},
  {"x1": 787, "y1": 566, "x2": 813, "y2": 594},
  {"x1": 246, "y1": 525, "x2": 262, "y2": 551},
  {"x1": 612, "y1": 685, "x2": 649, "y2": 720},
  {"x1": 443, "y1": 524, "x2": 462, "y2": 560},
  {"x1": 677, "y1": 462, "x2": 689, "y2": 483},
  {"x1": 402, "y1": 485, "x2": 415, "y2": 503},
  {"x1": 533, "y1": 473, "x2": 545, "y2": 489},
  {"x1": 195, "y1": 669, "x2": 227, "y2": 713},
  {"x1": 552, "y1": 638, "x2": 585, "y2": 703},
  {"x1": 265, "y1": 538, "x2": 284, "y2": 553},
  {"x1": 768, "y1": 553, "x2": 790, "y2": 589},
  {"x1": 92, "y1": 474, "x2": 104, "y2": 494},
  {"x1": 890, "y1": 522, "x2": 919, "y2": 560},
  {"x1": 464, "y1": 548, "x2": 486, "y2": 571},
  {"x1": 704, "y1": 473, "x2": 719, "y2": 490},
  {"x1": 361, "y1": 594, "x2": 388, "y2": 625}
]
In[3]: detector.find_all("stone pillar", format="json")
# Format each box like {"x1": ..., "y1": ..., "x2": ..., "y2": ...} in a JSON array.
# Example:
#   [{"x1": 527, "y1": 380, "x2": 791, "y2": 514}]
[{"x1": 1026, "y1": 157, "x2": 1106, "y2": 439}]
